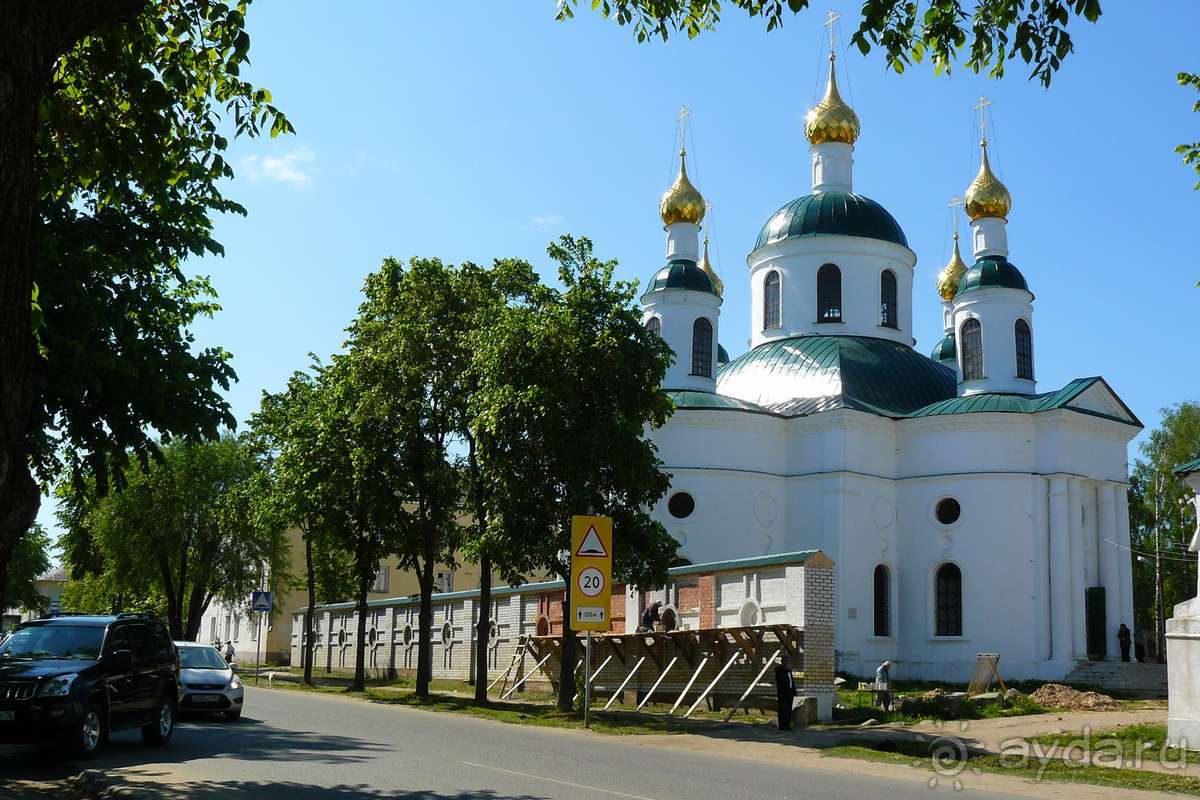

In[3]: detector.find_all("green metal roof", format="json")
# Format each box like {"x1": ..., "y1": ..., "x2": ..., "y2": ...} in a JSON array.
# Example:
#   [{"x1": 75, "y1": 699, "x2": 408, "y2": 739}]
[
  {"x1": 646, "y1": 258, "x2": 717, "y2": 295},
  {"x1": 715, "y1": 335, "x2": 957, "y2": 417},
  {"x1": 299, "y1": 549, "x2": 827, "y2": 612},
  {"x1": 957, "y1": 256, "x2": 1029, "y2": 295},
  {"x1": 1174, "y1": 458, "x2": 1200, "y2": 476},
  {"x1": 930, "y1": 332, "x2": 956, "y2": 365},
  {"x1": 666, "y1": 390, "x2": 771, "y2": 414},
  {"x1": 907, "y1": 377, "x2": 1141, "y2": 426},
  {"x1": 754, "y1": 191, "x2": 909, "y2": 251}
]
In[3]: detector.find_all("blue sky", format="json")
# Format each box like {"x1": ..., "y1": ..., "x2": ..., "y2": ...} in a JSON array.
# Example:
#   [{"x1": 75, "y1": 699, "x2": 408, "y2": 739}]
[{"x1": 36, "y1": 1, "x2": 1200, "y2": 540}]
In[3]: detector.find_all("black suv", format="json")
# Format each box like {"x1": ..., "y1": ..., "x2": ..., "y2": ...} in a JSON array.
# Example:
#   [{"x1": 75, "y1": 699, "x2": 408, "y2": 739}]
[{"x1": 0, "y1": 613, "x2": 180, "y2": 758}]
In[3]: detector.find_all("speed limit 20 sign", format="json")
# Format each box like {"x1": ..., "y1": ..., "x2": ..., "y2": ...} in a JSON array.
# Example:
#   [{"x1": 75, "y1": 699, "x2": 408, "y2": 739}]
[{"x1": 569, "y1": 515, "x2": 612, "y2": 632}]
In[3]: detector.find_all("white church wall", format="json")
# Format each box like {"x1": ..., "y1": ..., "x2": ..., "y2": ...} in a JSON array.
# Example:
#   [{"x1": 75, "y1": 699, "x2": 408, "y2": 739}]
[
  {"x1": 642, "y1": 289, "x2": 721, "y2": 392},
  {"x1": 747, "y1": 236, "x2": 915, "y2": 349}
]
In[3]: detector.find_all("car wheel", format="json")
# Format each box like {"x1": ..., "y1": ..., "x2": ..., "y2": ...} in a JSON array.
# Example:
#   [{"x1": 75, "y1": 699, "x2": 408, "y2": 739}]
[
  {"x1": 71, "y1": 702, "x2": 107, "y2": 759},
  {"x1": 141, "y1": 693, "x2": 175, "y2": 746},
  {"x1": 223, "y1": 709, "x2": 242, "y2": 722}
]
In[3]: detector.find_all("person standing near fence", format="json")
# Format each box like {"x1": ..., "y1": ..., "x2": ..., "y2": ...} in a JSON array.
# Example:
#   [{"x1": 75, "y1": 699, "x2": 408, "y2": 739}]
[{"x1": 773, "y1": 654, "x2": 797, "y2": 730}]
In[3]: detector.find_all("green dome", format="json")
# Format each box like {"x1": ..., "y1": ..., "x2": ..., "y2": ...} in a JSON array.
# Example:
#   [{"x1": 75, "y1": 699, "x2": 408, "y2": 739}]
[
  {"x1": 957, "y1": 256, "x2": 1028, "y2": 295},
  {"x1": 717, "y1": 344, "x2": 730, "y2": 364},
  {"x1": 930, "y1": 332, "x2": 956, "y2": 365},
  {"x1": 716, "y1": 335, "x2": 955, "y2": 417},
  {"x1": 754, "y1": 191, "x2": 908, "y2": 251},
  {"x1": 646, "y1": 259, "x2": 717, "y2": 295}
]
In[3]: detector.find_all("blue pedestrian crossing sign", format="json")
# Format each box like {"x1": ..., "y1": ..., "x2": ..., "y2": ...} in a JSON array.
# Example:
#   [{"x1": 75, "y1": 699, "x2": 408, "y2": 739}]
[{"x1": 251, "y1": 591, "x2": 273, "y2": 613}]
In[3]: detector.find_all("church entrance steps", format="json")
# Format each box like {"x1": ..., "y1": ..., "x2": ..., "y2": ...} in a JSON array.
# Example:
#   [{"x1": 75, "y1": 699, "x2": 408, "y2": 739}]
[{"x1": 1063, "y1": 660, "x2": 1168, "y2": 698}]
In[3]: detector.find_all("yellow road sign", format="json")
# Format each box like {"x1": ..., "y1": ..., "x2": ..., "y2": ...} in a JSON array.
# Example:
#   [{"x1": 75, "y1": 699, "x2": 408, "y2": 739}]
[{"x1": 570, "y1": 515, "x2": 612, "y2": 632}]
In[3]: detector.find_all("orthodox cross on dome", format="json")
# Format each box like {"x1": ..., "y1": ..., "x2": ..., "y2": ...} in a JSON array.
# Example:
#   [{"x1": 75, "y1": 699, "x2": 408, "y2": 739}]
[
  {"x1": 974, "y1": 95, "x2": 993, "y2": 144},
  {"x1": 947, "y1": 195, "x2": 963, "y2": 236},
  {"x1": 677, "y1": 105, "x2": 691, "y2": 153},
  {"x1": 824, "y1": 10, "x2": 840, "y2": 56}
]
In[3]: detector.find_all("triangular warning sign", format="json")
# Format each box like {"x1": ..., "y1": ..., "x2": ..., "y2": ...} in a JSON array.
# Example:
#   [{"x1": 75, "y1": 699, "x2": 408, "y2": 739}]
[{"x1": 575, "y1": 526, "x2": 608, "y2": 558}]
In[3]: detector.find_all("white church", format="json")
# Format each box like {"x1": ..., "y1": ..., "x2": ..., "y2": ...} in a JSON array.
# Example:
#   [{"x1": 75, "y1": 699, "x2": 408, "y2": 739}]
[{"x1": 640, "y1": 52, "x2": 1143, "y2": 681}]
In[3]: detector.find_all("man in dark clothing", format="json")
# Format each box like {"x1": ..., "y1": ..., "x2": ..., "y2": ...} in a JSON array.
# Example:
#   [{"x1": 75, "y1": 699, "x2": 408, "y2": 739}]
[
  {"x1": 773, "y1": 654, "x2": 797, "y2": 730},
  {"x1": 639, "y1": 601, "x2": 662, "y2": 633},
  {"x1": 1118, "y1": 623, "x2": 1132, "y2": 663}
]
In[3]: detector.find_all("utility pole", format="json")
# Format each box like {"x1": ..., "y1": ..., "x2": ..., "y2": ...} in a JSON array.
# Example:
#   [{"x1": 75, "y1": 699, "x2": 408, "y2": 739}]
[{"x1": 1155, "y1": 471, "x2": 1166, "y2": 663}]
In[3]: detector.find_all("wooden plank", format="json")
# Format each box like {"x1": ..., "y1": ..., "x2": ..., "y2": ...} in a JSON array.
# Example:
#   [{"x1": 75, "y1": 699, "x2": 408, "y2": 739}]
[
  {"x1": 589, "y1": 654, "x2": 614, "y2": 684},
  {"x1": 501, "y1": 652, "x2": 553, "y2": 699},
  {"x1": 723, "y1": 649, "x2": 781, "y2": 722},
  {"x1": 487, "y1": 648, "x2": 519, "y2": 693},
  {"x1": 669, "y1": 656, "x2": 710, "y2": 715},
  {"x1": 603, "y1": 656, "x2": 646, "y2": 711},
  {"x1": 685, "y1": 650, "x2": 742, "y2": 718},
  {"x1": 636, "y1": 656, "x2": 678, "y2": 711},
  {"x1": 609, "y1": 637, "x2": 626, "y2": 665}
]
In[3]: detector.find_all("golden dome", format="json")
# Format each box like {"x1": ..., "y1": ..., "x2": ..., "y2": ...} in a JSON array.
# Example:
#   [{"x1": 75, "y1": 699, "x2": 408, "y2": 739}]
[
  {"x1": 964, "y1": 141, "x2": 1012, "y2": 221},
  {"x1": 936, "y1": 232, "x2": 968, "y2": 301},
  {"x1": 698, "y1": 236, "x2": 723, "y2": 298},
  {"x1": 804, "y1": 55, "x2": 860, "y2": 146},
  {"x1": 659, "y1": 148, "x2": 706, "y2": 226}
]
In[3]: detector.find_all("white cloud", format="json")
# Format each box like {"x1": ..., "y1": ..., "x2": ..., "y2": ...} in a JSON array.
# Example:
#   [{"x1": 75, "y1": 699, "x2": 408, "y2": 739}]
[
  {"x1": 529, "y1": 214, "x2": 564, "y2": 228},
  {"x1": 239, "y1": 146, "x2": 315, "y2": 188}
]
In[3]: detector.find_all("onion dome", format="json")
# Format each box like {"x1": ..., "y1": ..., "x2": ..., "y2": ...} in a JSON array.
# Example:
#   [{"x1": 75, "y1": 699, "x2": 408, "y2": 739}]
[
  {"x1": 755, "y1": 191, "x2": 907, "y2": 250},
  {"x1": 930, "y1": 332, "x2": 956, "y2": 366},
  {"x1": 964, "y1": 141, "x2": 1012, "y2": 221},
  {"x1": 957, "y1": 255, "x2": 1029, "y2": 295},
  {"x1": 804, "y1": 55, "x2": 860, "y2": 146},
  {"x1": 659, "y1": 148, "x2": 706, "y2": 226},
  {"x1": 697, "y1": 237, "x2": 723, "y2": 298},
  {"x1": 935, "y1": 232, "x2": 968, "y2": 301},
  {"x1": 646, "y1": 258, "x2": 718, "y2": 296}
]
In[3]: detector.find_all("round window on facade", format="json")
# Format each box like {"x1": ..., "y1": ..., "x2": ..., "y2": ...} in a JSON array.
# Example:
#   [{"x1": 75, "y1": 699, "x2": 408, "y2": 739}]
[
  {"x1": 489, "y1": 620, "x2": 499, "y2": 642},
  {"x1": 337, "y1": 628, "x2": 346, "y2": 647},
  {"x1": 935, "y1": 498, "x2": 962, "y2": 526},
  {"x1": 402, "y1": 624, "x2": 413, "y2": 646},
  {"x1": 368, "y1": 628, "x2": 378, "y2": 646},
  {"x1": 667, "y1": 492, "x2": 695, "y2": 519},
  {"x1": 441, "y1": 622, "x2": 453, "y2": 645}
]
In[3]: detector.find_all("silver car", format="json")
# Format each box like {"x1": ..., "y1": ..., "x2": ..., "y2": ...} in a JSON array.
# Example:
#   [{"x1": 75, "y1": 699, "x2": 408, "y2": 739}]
[{"x1": 174, "y1": 641, "x2": 244, "y2": 721}]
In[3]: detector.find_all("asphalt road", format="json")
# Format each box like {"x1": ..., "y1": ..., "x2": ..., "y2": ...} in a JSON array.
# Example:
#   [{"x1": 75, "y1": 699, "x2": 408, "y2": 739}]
[{"x1": 0, "y1": 687, "x2": 1035, "y2": 800}]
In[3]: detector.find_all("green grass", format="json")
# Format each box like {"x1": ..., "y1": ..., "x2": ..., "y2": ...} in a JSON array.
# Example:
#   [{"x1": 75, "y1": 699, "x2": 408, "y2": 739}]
[
  {"x1": 834, "y1": 687, "x2": 1047, "y2": 725},
  {"x1": 1029, "y1": 723, "x2": 1200, "y2": 760},
  {"x1": 826, "y1": 741, "x2": 1200, "y2": 796}
]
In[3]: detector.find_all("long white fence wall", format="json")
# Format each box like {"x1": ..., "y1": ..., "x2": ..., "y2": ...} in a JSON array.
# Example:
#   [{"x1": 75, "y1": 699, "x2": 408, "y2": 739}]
[{"x1": 291, "y1": 550, "x2": 835, "y2": 695}]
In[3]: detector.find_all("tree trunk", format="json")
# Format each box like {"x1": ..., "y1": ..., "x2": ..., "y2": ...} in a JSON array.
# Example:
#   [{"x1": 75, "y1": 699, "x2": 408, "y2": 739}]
[
  {"x1": 0, "y1": 556, "x2": 9, "y2": 622},
  {"x1": 557, "y1": 586, "x2": 575, "y2": 712},
  {"x1": 303, "y1": 525, "x2": 315, "y2": 686},
  {"x1": 350, "y1": 530, "x2": 370, "y2": 693},
  {"x1": 473, "y1": 554, "x2": 491, "y2": 706},
  {"x1": 415, "y1": 540, "x2": 435, "y2": 699},
  {"x1": 183, "y1": 583, "x2": 208, "y2": 642}
]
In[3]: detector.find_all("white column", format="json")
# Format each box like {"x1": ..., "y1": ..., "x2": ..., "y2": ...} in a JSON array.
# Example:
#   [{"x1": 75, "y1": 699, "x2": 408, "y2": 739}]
[
  {"x1": 1099, "y1": 483, "x2": 1122, "y2": 659},
  {"x1": 1069, "y1": 479, "x2": 1087, "y2": 658},
  {"x1": 665, "y1": 222, "x2": 700, "y2": 261},
  {"x1": 1048, "y1": 477, "x2": 1072, "y2": 661},
  {"x1": 1116, "y1": 488, "x2": 1135, "y2": 638},
  {"x1": 811, "y1": 141, "x2": 853, "y2": 193},
  {"x1": 970, "y1": 216, "x2": 1009, "y2": 259},
  {"x1": 1033, "y1": 478, "x2": 1052, "y2": 660}
]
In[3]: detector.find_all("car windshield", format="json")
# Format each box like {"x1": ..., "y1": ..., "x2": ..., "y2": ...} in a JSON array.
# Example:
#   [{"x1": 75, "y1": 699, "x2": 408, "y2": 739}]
[
  {"x1": 178, "y1": 645, "x2": 228, "y2": 670},
  {"x1": 0, "y1": 625, "x2": 104, "y2": 661}
]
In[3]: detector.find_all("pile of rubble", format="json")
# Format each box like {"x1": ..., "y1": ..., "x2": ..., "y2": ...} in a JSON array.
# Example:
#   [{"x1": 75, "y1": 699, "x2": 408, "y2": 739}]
[{"x1": 1031, "y1": 683, "x2": 1120, "y2": 711}]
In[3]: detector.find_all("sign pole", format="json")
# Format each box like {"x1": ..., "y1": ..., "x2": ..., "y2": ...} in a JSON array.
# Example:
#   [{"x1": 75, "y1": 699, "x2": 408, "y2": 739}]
[
  {"x1": 584, "y1": 631, "x2": 592, "y2": 728},
  {"x1": 254, "y1": 611, "x2": 262, "y2": 685}
]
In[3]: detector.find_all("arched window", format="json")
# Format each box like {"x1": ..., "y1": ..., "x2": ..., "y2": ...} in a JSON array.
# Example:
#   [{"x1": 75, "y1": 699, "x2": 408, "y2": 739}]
[
  {"x1": 763, "y1": 270, "x2": 782, "y2": 330},
  {"x1": 645, "y1": 316, "x2": 661, "y2": 337},
  {"x1": 873, "y1": 565, "x2": 891, "y2": 637},
  {"x1": 691, "y1": 317, "x2": 713, "y2": 377},
  {"x1": 1015, "y1": 319, "x2": 1033, "y2": 379},
  {"x1": 879, "y1": 270, "x2": 898, "y2": 329},
  {"x1": 817, "y1": 264, "x2": 842, "y2": 322},
  {"x1": 935, "y1": 563, "x2": 962, "y2": 637},
  {"x1": 960, "y1": 318, "x2": 984, "y2": 380}
]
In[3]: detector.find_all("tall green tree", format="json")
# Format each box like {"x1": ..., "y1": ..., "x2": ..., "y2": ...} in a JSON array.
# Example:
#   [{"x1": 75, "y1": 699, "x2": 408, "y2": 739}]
[
  {"x1": 471, "y1": 235, "x2": 678, "y2": 712},
  {"x1": 1129, "y1": 402, "x2": 1200, "y2": 660},
  {"x1": 249, "y1": 367, "x2": 356, "y2": 685},
  {"x1": 562, "y1": 0, "x2": 1101, "y2": 85},
  {"x1": 0, "y1": 522, "x2": 51, "y2": 622},
  {"x1": 57, "y1": 436, "x2": 289, "y2": 640},
  {"x1": 0, "y1": 1, "x2": 290, "y2": 582}
]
